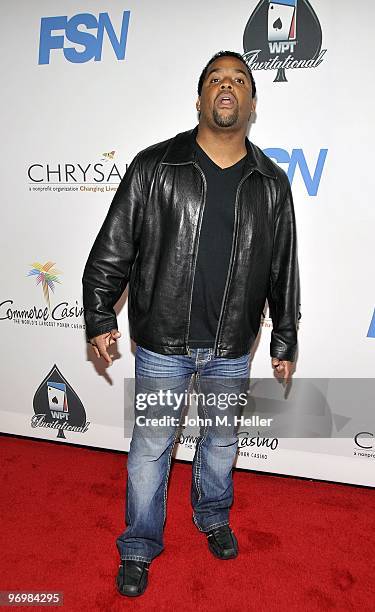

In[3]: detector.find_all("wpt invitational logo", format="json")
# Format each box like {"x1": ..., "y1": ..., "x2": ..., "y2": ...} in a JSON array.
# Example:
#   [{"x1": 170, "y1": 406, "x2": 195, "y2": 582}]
[
  {"x1": 32, "y1": 365, "x2": 89, "y2": 439},
  {"x1": 243, "y1": 0, "x2": 327, "y2": 82},
  {"x1": 0, "y1": 261, "x2": 84, "y2": 331},
  {"x1": 28, "y1": 150, "x2": 124, "y2": 194}
]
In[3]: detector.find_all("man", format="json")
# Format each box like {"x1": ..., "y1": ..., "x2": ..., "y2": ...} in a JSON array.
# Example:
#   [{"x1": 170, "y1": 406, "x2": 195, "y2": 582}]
[{"x1": 82, "y1": 50, "x2": 300, "y2": 597}]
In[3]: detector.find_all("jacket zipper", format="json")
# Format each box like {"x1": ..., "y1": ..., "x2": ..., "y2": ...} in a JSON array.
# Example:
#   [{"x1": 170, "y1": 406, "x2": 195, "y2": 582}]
[
  {"x1": 185, "y1": 161, "x2": 207, "y2": 353},
  {"x1": 213, "y1": 170, "x2": 255, "y2": 356}
]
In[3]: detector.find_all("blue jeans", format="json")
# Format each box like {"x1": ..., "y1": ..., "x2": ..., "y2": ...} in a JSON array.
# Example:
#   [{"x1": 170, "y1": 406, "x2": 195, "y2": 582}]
[{"x1": 116, "y1": 345, "x2": 251, "y2": 562}]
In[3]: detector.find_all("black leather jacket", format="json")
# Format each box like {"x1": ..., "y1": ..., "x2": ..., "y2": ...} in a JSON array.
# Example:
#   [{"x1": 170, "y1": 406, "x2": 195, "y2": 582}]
[{"x1": 82, "y1": 126, "x2": 300, "y2": 360}]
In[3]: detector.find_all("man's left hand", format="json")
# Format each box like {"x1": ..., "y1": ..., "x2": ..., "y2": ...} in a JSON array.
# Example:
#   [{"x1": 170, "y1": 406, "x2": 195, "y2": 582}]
[{"x1": 271, "y1": 358, "x2": 295, "y2": 384}]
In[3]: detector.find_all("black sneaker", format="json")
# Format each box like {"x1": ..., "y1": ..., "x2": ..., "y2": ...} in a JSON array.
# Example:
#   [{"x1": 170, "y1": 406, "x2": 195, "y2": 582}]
[
  {"x1": 116, "y1": 559, "x2": 150, "y2": 597},
  {"x1": 206, "y1": 525, "x2": 238, "y2": 560}
]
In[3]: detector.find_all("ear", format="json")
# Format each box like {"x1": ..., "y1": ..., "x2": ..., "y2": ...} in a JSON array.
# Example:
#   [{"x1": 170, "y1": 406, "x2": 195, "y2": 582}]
[
  {"x1": 196, "y1": 96, "x2": 201, "y2": 112},
  {"x1": 249, "y1": 97, "x2": 256, "y2": 119}
]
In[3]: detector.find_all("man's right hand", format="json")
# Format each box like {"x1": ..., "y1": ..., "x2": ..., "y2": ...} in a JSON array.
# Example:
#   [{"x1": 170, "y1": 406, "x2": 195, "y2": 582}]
[{"x1": 89, "y1": 329, "x2": 121, "y2": 366}]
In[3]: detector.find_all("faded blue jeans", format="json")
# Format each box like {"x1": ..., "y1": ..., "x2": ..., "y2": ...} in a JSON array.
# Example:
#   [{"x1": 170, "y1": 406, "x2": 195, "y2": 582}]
[{"x1": 116, "y1": 345, "x2": 251, "y2": 562}]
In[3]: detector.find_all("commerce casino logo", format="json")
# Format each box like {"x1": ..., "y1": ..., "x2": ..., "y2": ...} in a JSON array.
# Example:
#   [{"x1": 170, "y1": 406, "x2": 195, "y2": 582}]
[
  {"x1": 27, "y1": 261, "x2": 61, "y2": 310},
  {"x1": 0, "y1": 261, "x2": 85, "y2": 331},
  {"x1": 243, "y1": 0, "x2": 327, "y2": 82},
  {"x1": 32, "y1": 364, "x2": 89, "y2": 439}
]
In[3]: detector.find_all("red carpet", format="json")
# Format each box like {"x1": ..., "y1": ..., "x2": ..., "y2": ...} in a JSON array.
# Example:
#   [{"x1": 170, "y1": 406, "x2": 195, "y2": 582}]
[{"x1": 0, "y1": 434, "x2": 374, "y2": 611}]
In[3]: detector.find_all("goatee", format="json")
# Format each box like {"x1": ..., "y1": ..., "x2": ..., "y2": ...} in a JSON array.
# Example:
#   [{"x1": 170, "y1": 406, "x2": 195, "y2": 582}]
[{"x1": 212, "y1": 107, "x2": 239, "y2": 128}]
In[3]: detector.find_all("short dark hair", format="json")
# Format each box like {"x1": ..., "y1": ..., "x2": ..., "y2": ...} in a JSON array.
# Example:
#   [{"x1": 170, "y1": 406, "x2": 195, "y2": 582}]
[{"x1": 197, "y1": 50, "x2": 256, "y2": 98}]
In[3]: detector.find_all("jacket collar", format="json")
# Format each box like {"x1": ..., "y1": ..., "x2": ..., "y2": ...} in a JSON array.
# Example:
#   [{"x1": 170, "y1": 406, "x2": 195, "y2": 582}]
[{"x1": 161, "y1": 125, "x2": 277, "y2": 179}]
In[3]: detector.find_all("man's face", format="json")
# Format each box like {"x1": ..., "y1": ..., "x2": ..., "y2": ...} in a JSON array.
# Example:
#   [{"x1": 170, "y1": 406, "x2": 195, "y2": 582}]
[{"x1": 197, "y1": 56, "x2": 255, "y2": 131}]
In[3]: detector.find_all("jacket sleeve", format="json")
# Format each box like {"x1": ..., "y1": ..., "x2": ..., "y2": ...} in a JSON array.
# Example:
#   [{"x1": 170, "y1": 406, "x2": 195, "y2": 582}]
[
  {"x1": 267, "y1": 174, "x2": 301, "y2": 361},
  {"x1": 82, "y1": 152, "x2": 145, "y2": 342}
]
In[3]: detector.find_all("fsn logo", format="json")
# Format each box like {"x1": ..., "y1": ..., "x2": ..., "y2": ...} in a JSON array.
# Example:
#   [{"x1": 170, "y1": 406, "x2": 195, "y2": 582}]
[
  {"x1": 263, "y1": 148, "x2": 327, "y2": 196},
  {"x1": 38, "y1": 11, "x2": 130, "y2": 65},
  {"x1": 367, "y1": 308, "x2": 375, "y2": 338}
]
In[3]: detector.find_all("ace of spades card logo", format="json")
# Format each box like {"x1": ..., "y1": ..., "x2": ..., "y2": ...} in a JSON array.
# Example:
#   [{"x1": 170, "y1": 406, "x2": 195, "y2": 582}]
[
  {"x1": 32, "y1": 364, "x2": 89, "y2": 439},
  {"x1": 243, "y1": 0, "x2": 327, "y2": 82}
]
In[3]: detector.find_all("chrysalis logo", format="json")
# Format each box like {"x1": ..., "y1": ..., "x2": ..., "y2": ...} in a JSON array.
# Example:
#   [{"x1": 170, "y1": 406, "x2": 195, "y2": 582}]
[
  {"x1": 243, "y1": 0, "x2": 327, "y2": 82},
  {"x1": 27, "y1": 151, "x2": 122, "y2": 185}
]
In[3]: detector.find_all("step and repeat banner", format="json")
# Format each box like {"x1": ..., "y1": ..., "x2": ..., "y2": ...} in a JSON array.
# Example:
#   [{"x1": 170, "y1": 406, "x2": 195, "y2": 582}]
[{"x1": 1, "y1": 0, "x2": 374, "y2": 486}]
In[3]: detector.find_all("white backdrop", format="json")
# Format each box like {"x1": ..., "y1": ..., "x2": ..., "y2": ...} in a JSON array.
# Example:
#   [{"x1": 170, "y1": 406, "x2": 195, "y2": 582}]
[{"x1": 1, "y1": 0, "x2": 374, "y2": 486}]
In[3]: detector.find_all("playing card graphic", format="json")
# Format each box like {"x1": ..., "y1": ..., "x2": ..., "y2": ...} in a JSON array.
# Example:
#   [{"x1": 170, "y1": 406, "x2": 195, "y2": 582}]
[
  {"x1": 268, "y1": 0, "x2": 297, "y2": 41},
  {"x1": 47, "y1": 381, "x2": 68, "y2": 412}
]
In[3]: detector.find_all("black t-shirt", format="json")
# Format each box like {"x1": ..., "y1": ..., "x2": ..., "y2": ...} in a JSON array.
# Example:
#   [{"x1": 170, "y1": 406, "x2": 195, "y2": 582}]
[{"x1": 187, "y1": 141, "x2": 246, "y2": 348}]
